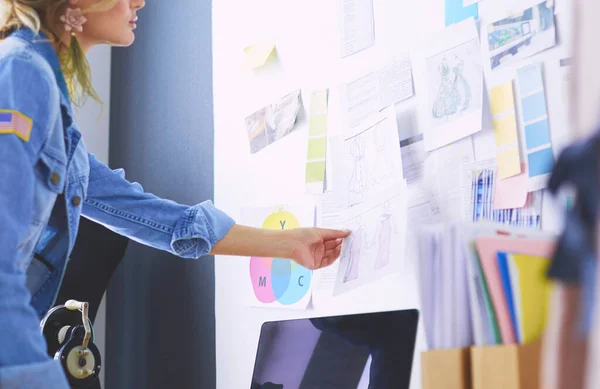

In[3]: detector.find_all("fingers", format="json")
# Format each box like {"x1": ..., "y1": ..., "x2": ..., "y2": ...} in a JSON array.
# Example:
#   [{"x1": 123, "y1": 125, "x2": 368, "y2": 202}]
[
  {"x1": 318, "y1": 228, "x2": 351, "y2": 241},
  {"x1": 318, "y1": 246, "x2": 343, "y2": 269},
  {"x1": 323, "y1": 237, "x2": 344, "y2": 250}
]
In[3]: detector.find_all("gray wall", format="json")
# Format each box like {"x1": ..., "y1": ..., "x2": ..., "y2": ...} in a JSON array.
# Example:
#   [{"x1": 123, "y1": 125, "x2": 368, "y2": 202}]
[
  {"x1": 74, "y1": 44, "x2": 112, "y2": 388},
  {"x1": 106, "y1": 1, "x2": 217, "y2": 388}
]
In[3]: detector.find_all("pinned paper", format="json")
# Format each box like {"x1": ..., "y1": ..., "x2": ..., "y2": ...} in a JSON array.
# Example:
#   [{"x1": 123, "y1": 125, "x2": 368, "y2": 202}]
[
  {"x1": 493, "y1": 163, "x2": 528, "y2": 210},
  {"x1": 245, "y1": 89, "x2": 301, "y2": 154},
  {"x1": 485, "y1": 2, "x2": 556, "y2": 71},
  {"x1": 490, "y1": 82, "x2": 521, "y2": 179},
  {"x1": 528, "y1": 148, "x2": 554, "y2": 177},
  {"x1": 497, "y1": 147, "x2": 521, "y2": 179},
  {"x1": 490, "y1": 82, "x2": 514, "y2": 115},
  {"x1": 242, "y1": 42, "x2": 276, "y2": 69},
  {"x1": 414, "y1": 18, "x2": 483, "y2": 151},
  {"x1": 493, "y1": 114, "x2": 518, "y2": 146},
  {"x1": 516, "y1": 63, "x2": 554, "y2": 190},
  {"x1": 305, "y1": 89, "x2": 329, "y2": 193}
]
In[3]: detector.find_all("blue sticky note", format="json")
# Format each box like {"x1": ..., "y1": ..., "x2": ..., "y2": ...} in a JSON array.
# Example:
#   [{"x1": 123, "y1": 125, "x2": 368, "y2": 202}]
[
  {"x1": 445, "y1": 0, "x2": 478, "y2": 27},
  {"x1": 517, "y1": 64, "x2": 544, "y2": 96},
  {"x1": 521, "y1": 92, "x2": 547, "y2": 122},
  {"x1": 497, "y1": 252, "x2": 520, "y2": 343},
  {"x1": 528, "y1": 148, "x2": 554, "y2": 177},
  {"x1": 525, "y1": 119, "x2": 551, "y2": 150}
]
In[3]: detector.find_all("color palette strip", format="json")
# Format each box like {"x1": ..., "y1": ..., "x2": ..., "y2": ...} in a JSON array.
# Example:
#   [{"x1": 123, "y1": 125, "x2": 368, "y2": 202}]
[
  {"x1": 517, "y1": 64, "x2": 554, "y2": 180},
  {"x1": 305, "y1": 89, "x2": 329, "y2": 193},
  {"x1": 490, "y1": 81, "x2": 521, "y2": 179}
]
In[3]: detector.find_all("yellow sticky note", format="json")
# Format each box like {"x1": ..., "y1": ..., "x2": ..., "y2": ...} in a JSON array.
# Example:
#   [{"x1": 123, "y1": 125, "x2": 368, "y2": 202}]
[
  {"x1": 493, "y1": 114, "x2": 518, "y2": 146},
  {"x1": 242, "y1": 42, "x2": 276, "y2": 69},
  {"x1": 511, "y1": 254, "x2": 551, "y2": 344},
  {"x1": 305, "y1": 161, "x2": 326, "y2": 183},
  {"x1": 491, "y1": 82, "x2": 515, "y2": 115},
  {"x1": 497, "y1": 146, "x2": 521, "y2": 179}
]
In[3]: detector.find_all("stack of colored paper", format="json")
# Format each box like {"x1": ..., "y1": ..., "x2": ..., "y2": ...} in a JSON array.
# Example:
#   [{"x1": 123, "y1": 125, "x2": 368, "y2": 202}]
[
  {"x1": 474, "y1": 236, "x2": 554, "y2": 345},
  {"x1": 417, "y1": 222, "x2": 556, "y2": 349}
]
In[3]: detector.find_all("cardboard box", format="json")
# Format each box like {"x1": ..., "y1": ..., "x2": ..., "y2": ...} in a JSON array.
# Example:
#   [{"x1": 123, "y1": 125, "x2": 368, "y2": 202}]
[
  {"x1": 422, "y1": 347, "x2": 472, "y2": 389},
  {"x1": 471, "y1": 340, "x2": 542, "y2": 389}
]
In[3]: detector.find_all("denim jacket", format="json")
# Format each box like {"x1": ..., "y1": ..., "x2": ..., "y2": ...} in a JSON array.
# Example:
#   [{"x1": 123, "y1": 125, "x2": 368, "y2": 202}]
[{"x1": 0, "y1": 28, "x2": 234, "y2": 389}]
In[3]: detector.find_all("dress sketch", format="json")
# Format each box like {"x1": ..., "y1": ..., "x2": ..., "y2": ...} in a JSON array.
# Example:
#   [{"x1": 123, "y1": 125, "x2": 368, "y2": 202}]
[
  {"x1": 452, "y1": 56, "x2": 471, "y2": 112},
  {"x1": 343, "y1": 227, "x2": 362, "y2": 283},
  {"x1": 373, "y1": 211, "x2": 392, "y2": 270},
  {"x1": 348, "y1": 137, "x2": 375, "y2": 197},
  {"x1": 372, "y1": 125, "x2": 393, "y2": 183},
  {"x1": 432, "y1": 56, "x2": 471, "y2": 119}
]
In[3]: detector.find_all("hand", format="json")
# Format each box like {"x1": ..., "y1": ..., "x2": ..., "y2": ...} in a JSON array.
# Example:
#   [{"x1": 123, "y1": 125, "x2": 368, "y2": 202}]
[{"x1": 286, "y1": 228, "x2": 351, "y2": 270}]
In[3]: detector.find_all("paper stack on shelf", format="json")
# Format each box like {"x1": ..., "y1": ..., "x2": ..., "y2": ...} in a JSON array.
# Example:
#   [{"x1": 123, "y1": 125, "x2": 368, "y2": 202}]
[{"x1": 417, "y1": 222, "x2": 555, "y2": 349}]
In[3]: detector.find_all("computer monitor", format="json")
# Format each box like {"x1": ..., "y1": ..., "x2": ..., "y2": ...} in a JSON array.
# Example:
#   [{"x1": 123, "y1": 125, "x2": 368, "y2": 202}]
[{"x1": 249, "y1": 309, "x2": 419, "y2": 389}]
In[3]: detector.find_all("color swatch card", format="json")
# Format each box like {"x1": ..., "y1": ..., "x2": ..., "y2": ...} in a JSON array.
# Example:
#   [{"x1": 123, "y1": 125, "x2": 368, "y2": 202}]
[
  {"x1": 517, "y1": 63, "x2": 554, "y2": 191},
  {"x1": 490, "y1": 82, "x2": 521, "y2": 179},
  {"x1": 305, "y1": 89, "x2": 329, "y2": 194}
]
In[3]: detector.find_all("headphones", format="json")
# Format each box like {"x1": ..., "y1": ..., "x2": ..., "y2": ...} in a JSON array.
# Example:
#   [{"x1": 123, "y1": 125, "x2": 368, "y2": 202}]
[{"x1": 40, "y1": 300, "x2": 102, "y2": 389}]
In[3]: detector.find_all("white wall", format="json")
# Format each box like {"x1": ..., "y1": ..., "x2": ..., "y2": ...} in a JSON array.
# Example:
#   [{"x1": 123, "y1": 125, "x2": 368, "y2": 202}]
[
  {"x1": 212, "y1": 1, "x2": 436, "y2": 388},
  {"x1": 73, "y1": 44, "x2": 111, "y2": 387},
  {"x1": 213, "y1": 1, "x2": 572, "y2": 389}
]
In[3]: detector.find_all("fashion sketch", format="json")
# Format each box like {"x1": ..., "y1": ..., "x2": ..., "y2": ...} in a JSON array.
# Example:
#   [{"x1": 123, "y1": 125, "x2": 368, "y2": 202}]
[
  {"x1": 343, "y1": 223, "x2": 363, "y2": 283},
  {"x1": 432, "y1": 55, "x2": 471, "y2": 119},
  {"x1": 347, "y1": 137, "x2": 376, "y2": 199},
  {"x1": 373, "y1": 204, "x2": 393, "y2": 270},
  {"x1": 371, "y1": 124, "x2": 394, "y2": 183}
]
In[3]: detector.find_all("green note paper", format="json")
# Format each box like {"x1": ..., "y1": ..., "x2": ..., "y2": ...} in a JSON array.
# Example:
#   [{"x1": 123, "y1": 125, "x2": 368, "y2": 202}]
[{"x1": 305, "y1": 89, "x2": 328, "y2": 192}]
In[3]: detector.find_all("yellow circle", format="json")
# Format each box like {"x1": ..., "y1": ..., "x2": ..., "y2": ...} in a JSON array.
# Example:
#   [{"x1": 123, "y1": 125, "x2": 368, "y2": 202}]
[{"x1": 262, "y1": 211, "x2": 300, "y2": 230}]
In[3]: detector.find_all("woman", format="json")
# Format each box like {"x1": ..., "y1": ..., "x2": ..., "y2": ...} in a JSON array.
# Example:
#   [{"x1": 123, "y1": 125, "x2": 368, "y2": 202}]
[{"x1": 0, "y1": 1, "x2": 349, "y2": 388}]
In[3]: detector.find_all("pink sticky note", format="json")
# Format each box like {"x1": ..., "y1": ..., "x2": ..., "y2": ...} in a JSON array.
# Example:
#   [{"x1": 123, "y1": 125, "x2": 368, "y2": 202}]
[
  {"x1": 493, "y1": 163, "x2": 528, "y2": 210},
  {"x1": 475, "y1": 236, "x2": 556, "y2": 345}
]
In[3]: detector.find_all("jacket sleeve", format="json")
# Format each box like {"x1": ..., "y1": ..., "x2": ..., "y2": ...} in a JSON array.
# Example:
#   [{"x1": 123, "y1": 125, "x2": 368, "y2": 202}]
[
  {"x1": 0, "y1": 55, "x2": 70, "y2": 388},
  {"x1": 82, "y1": 153, "x2": 235, "y2": 258}
]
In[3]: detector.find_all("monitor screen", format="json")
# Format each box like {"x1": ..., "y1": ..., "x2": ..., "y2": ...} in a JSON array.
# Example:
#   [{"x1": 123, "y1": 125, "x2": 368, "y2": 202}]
[{"x1": 250, "y1": 309, "x2": 419, "y2": 389}]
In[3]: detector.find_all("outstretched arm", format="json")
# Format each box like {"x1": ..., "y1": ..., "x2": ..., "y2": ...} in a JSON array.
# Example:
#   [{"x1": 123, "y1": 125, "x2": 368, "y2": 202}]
[
  {"x1": 84, "y1": 154, "x2": 349, "y2": 269},
  {"x1": 211, "y1": 225, "x2": 349, "y2": 270}
]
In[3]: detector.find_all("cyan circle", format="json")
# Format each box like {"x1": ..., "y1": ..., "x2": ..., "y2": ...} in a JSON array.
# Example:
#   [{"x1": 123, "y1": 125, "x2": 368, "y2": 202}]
[
  {"x1": 271, "y1": 258, "x2": 291, "y2": 299},
  {"x1": 277, "y1": 263, "x2": 312, "y2": 305}
]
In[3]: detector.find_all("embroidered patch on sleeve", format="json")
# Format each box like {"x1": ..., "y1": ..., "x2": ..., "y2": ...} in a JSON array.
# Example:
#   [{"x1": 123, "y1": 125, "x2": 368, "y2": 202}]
[{"x1": 0, "y1": 110, "x2": 33, "y2": 142}]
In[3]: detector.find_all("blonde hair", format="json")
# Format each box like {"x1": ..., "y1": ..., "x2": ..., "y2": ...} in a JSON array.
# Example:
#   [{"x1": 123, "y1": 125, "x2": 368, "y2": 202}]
[{"x1": 0, "y1": 0, "x2": 117, "y2": 106}]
